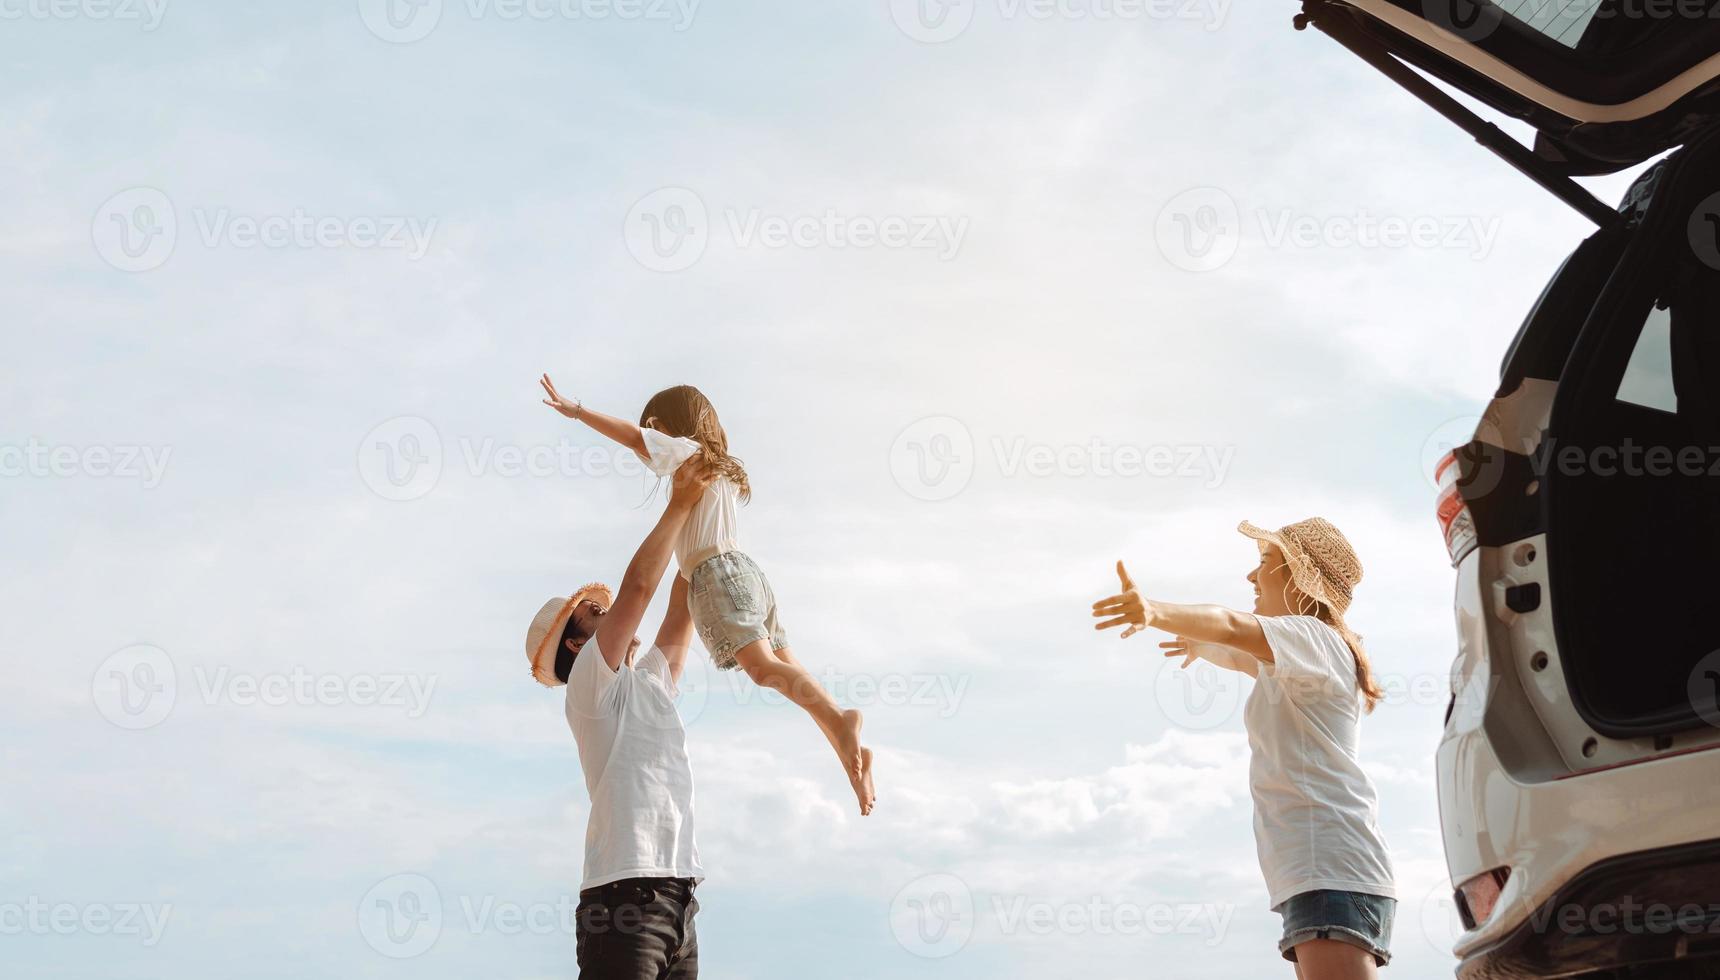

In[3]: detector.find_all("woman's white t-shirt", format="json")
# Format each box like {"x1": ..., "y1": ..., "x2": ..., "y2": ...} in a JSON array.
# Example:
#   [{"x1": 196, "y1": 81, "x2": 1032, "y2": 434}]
[
  {"x1": 637, "y1": 428, "x2": 741, "y2": 576},
  {"x1": 1207, "y1": 615, "x2": 1396, "y2": 909}
]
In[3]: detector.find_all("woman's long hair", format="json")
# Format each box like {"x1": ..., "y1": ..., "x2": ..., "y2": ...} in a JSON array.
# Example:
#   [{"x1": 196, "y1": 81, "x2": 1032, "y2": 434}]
[
  {"x1": 639, "y1": 385, "x2": 752, "y2": 502},
  {"x1": 1284, "y1": 581, "x2": 1384, "y2": 714}
]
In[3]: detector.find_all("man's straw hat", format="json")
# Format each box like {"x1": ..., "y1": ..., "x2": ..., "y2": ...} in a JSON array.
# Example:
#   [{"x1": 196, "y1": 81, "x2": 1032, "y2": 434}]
[
  {"x1": 1238, "y1": 518, "x2": 1363, "y2": 616},
  {"x1": 524, "y1": 582, "x2": 614, "y2": 687}
]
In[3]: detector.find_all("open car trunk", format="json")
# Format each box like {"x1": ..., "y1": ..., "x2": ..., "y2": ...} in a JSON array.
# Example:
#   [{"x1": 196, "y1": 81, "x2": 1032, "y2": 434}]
[
  {"x1": 1298, "y1": 0, "x2": 1720, "y2": 217},
  {"x1": 1296, "y1": 4, "x2": 1720, "y2": 734},
  {"x1": 1542, "y1": 129, "x2": 1720, "y2": 737}
]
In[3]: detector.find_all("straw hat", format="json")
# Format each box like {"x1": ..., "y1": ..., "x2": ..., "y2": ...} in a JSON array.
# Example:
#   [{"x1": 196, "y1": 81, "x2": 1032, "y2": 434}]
[
  {"x1": 524, "y1": 582, "x2": 614, "y2": 687},
  {"x1": 1238, "y1": 518, "x2": 1363, "y2": 616}
]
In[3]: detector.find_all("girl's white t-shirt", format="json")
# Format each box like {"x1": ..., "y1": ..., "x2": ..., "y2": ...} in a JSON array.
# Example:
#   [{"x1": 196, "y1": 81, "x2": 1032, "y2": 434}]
[
  {"x1": 637, "y1": 428, "x2": 741, "y2": 575},
  {"x1": 1206, "y1": 615, "x2": 1396, "y2": 909}
]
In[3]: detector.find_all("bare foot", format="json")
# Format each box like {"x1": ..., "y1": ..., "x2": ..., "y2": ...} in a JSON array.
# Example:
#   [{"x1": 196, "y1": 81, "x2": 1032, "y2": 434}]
[
  {"x1": 856, "y1": 747, "x2": 876, "y2": 816},
  {"x1": 835, "y1": 708, "x2": 865, "y2": 778}
]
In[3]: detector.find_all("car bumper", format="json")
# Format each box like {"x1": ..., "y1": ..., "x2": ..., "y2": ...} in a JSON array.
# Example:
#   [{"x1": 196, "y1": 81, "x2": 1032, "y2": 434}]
[{"x1": 1438, "y1": 549, "x2": 1720, "y2": 971}]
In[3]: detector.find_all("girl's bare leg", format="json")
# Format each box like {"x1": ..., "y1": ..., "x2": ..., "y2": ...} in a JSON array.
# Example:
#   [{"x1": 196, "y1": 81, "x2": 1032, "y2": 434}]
[
  {"x1": 1290, "y1": 940, "x2": 1377, "y2": 980},
  {"x1": 732, "y1": 639, "x2": 875, "y2": 815}
]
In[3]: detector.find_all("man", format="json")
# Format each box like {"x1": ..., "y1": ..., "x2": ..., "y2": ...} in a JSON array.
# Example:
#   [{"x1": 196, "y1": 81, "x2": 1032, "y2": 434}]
[{"x1": 524, "y1": 460, "x2": 712, "y2": 978}]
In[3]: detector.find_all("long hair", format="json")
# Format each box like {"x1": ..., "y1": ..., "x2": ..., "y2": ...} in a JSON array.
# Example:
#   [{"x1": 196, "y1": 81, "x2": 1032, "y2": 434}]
[
  {"x1": 639, "y1": 385, "x2": 752, "y2": 502},
  {"x1": 1284, "y1": 581, "x2": 1384, "y2": 714}
]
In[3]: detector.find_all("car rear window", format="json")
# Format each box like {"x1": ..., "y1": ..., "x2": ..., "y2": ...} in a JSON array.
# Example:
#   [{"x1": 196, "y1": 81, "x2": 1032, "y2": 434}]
[
  {"x1": 1616, "y1": 304, "x2": 1678, "y2": 413},
  {"x1": 1495, "y1": 0, "x2": 1604, "y2": 48}
]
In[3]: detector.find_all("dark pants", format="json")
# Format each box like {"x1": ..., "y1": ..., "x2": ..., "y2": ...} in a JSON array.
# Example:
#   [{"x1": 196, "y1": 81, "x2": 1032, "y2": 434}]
[{"x1": 576, "y1": 877, "x2": 699, "y2": 979}]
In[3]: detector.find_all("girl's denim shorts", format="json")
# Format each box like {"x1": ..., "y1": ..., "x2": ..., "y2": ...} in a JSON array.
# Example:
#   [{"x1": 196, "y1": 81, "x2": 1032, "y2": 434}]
[
  {"x1": 688, "y1": 551, "x2": 788, "y2": 670},
  {"x1": 1275, "y1": 889, "x2": 1396, "y2": 967}
]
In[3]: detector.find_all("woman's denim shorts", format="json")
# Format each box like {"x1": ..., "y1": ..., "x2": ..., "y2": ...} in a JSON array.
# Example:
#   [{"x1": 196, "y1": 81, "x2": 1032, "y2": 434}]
[
  {"x1": 688, "y1": 551, "x2": 788, "y2": 670},
  {"x1": 1275, "y1": 889, "x2": 1396, "y2": 967}
]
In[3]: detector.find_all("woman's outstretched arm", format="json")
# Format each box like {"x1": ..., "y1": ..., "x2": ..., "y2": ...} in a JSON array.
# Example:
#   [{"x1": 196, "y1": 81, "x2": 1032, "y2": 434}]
[
  {"x1": 1092, "y1": 560, "x2": 1275, "y2": 664},
  {"x1": 540, "y1": 373, "x2": 648, "y2": 457}
]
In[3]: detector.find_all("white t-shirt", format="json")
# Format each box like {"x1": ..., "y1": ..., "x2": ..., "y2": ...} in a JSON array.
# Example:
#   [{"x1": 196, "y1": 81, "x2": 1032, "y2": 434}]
[
  {"x1": 565, "y1": 633, "x2": 704, "y2": 890},
  {"x1": 637, "y1": 428, "x2": 741, "y2": 575},
  {"x1": 1203, "y1": 615, "x2": 1395, "y2": 909}
]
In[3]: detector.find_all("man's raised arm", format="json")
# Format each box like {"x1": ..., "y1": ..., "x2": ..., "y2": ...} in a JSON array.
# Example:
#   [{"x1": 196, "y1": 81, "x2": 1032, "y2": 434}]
[
  {"x1": 650, "y1": 576, "x2": 697, "y2": 686},
  {"x1": 592, "y1": 460, "x2": 710, "y2": 670}
]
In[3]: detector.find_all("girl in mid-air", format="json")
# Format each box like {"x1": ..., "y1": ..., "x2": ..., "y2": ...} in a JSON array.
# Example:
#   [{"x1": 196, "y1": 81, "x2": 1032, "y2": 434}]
[{"x1": 540, "y1": 375, "x2": 876, "y2": 816}]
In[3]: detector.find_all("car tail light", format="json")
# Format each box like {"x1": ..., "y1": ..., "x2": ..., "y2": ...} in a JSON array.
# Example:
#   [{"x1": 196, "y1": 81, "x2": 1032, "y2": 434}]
[
  {"x1": 1453, "y1": 867, "x2": 1511, "y2": 930},
  {"x1": 1435, "y1": 451, "x2": 1479, "y2": 566}
]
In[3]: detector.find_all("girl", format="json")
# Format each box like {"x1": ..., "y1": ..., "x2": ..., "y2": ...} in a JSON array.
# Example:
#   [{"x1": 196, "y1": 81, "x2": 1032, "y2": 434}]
[
  {"x1": 541, "y1": 375, "x2": 877, "y2": 816},
  {"x1": 1092, "y1": 518, "x2": 1396, "y2": 979}
]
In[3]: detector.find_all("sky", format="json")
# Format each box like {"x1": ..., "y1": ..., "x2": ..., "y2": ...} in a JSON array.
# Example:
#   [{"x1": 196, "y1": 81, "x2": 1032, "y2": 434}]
[{"x1": 0, "y1": 1, "x2": 1654, "y2": 977}]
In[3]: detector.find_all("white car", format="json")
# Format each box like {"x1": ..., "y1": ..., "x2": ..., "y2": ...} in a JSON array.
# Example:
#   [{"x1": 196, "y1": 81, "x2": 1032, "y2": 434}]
[{"x1": 1297, "y1": 2, "x2": 1720, "y2": 978}]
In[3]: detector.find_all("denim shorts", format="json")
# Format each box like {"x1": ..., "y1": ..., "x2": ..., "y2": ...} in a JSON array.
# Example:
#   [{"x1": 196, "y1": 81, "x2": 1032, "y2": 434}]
[
  {"x1": 1275, "y1": 889, "x2": 1396, "y2": 967},
  {"x1": 688, "y1": 551, "x2": 788, "y2": 670}
]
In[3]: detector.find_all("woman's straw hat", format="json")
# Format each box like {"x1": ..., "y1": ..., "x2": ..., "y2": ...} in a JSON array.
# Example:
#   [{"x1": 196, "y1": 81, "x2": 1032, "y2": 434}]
[
  {"x1": 1238, "y1": 518, "x2": 1363, "y2": 616},
  {"x1": 524, "y1": 582, "x2": 614, "y2": 687}
]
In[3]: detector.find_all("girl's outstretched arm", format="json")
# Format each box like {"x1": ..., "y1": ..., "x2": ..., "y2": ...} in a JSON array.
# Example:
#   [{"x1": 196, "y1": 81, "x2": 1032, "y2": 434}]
[
  {"x1": 540, "y1": 374, "x2": 648, "y2": 457},
  {"x1": 1091, "y1": 560, "x2": 1274, "y2": 664}
]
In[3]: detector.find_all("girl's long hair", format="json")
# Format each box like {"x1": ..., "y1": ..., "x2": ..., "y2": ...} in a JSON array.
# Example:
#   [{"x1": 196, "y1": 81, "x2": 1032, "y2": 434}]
[
  {"x1": 639, "y1": 385, "x2": 751, "y2": 502},
  {"x1": 1286, "y1": 582, "x2": 1384, "y2": 714}
]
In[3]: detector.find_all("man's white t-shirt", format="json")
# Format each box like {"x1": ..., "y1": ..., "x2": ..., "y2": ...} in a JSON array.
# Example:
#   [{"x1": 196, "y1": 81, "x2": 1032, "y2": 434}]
[
  {"x1": 1205, "y1": 615, "x2": 1396, "y2": 909},
  {"x1": 637, "y1": 428, "x2": 741, "y2": 576},
  {"x1": 565, "y1": 633, "x2": 704, "y2": 890}
]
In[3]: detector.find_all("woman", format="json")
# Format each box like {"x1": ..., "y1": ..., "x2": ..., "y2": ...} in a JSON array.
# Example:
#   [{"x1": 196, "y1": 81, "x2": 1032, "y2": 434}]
[{"x1": 1092, "y1": 518, "x2": 1396, "y2": 979}]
